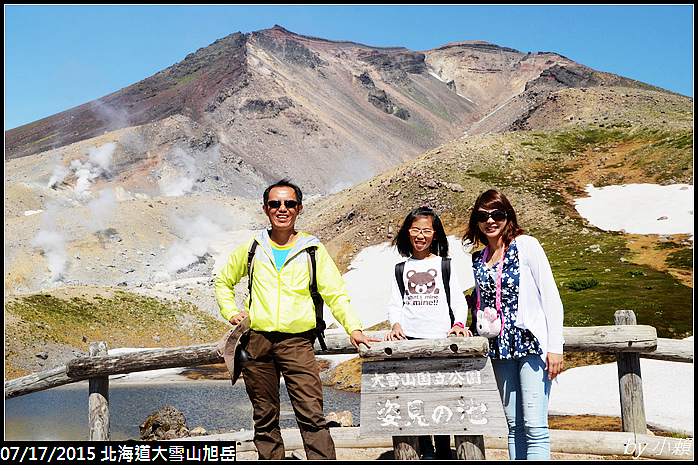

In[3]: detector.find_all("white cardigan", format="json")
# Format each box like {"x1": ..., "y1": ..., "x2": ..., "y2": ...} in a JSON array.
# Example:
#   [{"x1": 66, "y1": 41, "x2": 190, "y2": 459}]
[{"x1": 510, "y1": 235, "x2": 565, "y2": 361}]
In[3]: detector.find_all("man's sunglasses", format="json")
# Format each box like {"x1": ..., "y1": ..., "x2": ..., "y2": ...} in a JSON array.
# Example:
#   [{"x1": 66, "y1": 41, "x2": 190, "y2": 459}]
[
  {"x1": 477, "y1": 209, "x2": 507, "y2": 223},
  {"x1": 267, "y1": 199, "x2": 299, "y2": 209}
]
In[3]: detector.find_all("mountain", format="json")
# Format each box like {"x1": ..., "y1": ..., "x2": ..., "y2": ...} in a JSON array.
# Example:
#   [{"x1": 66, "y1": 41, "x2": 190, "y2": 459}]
[
  {"x1": 4, "y1": 26, "x2": 692, "y2": 379},
  {"x1": 5, "y1": 25, "x2": 660, "y2": 198}
]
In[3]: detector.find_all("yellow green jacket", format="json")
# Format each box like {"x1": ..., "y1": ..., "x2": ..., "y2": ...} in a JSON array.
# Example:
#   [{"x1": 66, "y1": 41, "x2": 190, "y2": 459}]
[{"x1": 215, "y1": 230, "x2": 363, "y2": 335}]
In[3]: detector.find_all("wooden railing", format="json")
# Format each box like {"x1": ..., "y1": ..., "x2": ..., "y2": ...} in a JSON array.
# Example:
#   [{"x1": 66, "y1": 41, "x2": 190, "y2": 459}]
[{"x1": 4, "y1": 311, "x2": 693, "y2": 459}]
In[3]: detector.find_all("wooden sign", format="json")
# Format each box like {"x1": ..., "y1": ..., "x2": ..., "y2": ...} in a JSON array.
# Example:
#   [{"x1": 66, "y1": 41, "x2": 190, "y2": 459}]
[{"x1": 360, "y1": 357, "x2": 508, "y2": 437}]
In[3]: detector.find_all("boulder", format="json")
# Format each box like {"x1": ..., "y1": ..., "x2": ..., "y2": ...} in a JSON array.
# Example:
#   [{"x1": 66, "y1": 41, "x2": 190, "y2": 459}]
[
  {"x1": 139, "y1": 405, "x2": 190, "y2": 440},
  {"x1": 326, "y1": 410, "x2": 354, "y2": 427}
]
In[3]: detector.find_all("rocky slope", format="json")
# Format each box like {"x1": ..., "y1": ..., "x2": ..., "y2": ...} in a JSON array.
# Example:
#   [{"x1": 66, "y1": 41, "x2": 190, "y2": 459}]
[{"x1": 5, "y1": 26, "x2": 640, "y2": 198}]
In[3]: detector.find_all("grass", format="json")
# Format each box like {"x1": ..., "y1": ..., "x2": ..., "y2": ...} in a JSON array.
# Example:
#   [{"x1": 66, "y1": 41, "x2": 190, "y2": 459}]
[
  {"x1": 567, "y1": 278, "x2": 599, "y2": 292},
  {"x1": 5, "y1": 289, "x2": 230, "y2": 379},
  {"x1": 665, "y1": 248, "x2": 693, "y2": 270},
  {"x1": 533, "y1": 228, "x2": 693, "y2": 338}
]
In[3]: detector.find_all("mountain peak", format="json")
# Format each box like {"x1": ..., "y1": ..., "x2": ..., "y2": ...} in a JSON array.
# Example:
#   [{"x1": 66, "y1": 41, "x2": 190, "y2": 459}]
[{"x1": 5, "y1": 26, "x2": 678, "y2": 197}]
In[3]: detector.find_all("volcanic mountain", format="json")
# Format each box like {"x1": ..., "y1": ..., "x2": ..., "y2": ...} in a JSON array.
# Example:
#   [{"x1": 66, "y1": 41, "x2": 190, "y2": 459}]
[
  {"x1": 4, "y1": 25, "x2": 662, "y2": 198},
  {"x1": 4, "y1": 25, "x2": 693, "y2": 382}
]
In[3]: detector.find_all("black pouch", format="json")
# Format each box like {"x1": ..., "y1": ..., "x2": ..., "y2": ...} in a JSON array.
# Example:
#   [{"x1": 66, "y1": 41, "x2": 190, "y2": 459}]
[{"x1": 236, "y1": 331, "x2": 252, "y2": 365}]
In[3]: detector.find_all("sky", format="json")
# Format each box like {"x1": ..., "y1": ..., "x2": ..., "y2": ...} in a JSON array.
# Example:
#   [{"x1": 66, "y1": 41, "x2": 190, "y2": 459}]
[{"x1": 4, "y1": 4, "x2": 694, "y2": 131}]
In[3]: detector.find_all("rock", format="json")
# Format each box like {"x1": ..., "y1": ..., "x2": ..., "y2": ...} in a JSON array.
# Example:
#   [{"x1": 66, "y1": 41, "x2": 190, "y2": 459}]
[
  {"x1": 139, "y1": 405, "x2": 190, "y2": 440},
  {"x1": 190, "y1": 426, "x2": 207, "y2": 436},
  {"x1": 420, "y1": 179, "x2": 439, "y2": 189},
  {"x1": 447, "y1": 182, "x2": 465, "y2": 192},
  {"x1": 326, "y1": 410, "x2": 354, "y2": 427}
]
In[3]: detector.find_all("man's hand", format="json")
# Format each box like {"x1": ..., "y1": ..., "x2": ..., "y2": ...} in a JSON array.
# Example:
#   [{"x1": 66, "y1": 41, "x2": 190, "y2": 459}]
[
  {"x1": 350, "y1": 330, "x2": 381, "y2": 350},
  {"x1": 229, "y1": 311, "x2": 249, "y2": 326}
]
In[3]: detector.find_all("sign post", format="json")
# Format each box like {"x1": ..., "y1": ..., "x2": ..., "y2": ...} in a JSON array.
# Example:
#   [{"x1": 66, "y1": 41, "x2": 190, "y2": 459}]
[{"x1": 359, "y1": 337, "x2": 508, "y2": 459}]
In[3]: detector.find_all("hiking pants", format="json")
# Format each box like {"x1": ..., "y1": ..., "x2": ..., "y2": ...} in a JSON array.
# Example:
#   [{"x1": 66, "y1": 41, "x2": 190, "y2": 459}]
[{"x1": 242, "y1": 330, "x2": 336, "y2": 460}]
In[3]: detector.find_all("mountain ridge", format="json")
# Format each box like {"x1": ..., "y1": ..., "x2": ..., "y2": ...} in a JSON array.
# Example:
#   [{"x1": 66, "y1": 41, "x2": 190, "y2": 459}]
[{"x1": 5, "y1": 25, "x2": 660, "y2": 197}]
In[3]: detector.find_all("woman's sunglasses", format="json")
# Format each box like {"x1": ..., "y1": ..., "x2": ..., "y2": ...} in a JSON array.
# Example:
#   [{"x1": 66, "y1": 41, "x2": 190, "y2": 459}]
[
  {"x1": 267, "y1": 200, "x2": 299, "y2": 209},
  {"x1": 477, "y1": 209, "x2": 507, "y2": 223}
]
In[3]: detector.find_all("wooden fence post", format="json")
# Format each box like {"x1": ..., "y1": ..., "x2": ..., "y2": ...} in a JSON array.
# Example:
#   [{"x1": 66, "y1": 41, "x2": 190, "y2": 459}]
[
  {"x1": 89, "y1": 341, "x2": 110, "y2": 441},
  {"x1": 614, "y1": 311, "x2": 647, "y2": 434},
  {"x1": 392, "y1": 436, "x2": 420, "y2": 460},
  {"x1": 455, "y1": 435, "x2": 486, "y2": 460}
]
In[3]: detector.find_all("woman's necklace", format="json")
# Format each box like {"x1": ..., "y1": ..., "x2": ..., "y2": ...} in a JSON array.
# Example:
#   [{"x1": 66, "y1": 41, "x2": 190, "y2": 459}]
[{"x1": 487, "y1": 245, "x2": 504, "y2": 268}]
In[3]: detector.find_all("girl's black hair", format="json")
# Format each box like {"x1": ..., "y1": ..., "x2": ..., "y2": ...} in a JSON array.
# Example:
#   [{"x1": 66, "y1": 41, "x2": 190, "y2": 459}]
[{"x1": 393, "y1": 206, "x2": 449, "y2": 258}]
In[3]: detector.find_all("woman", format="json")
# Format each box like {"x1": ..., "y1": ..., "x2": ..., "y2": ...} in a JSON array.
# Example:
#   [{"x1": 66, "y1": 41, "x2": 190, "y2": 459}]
[{"x1": 463, "y1": 189, "x2": 564, "y2": 460}]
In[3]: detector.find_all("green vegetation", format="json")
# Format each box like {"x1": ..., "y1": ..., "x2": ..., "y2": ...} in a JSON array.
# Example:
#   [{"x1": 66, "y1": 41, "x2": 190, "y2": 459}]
[
  {"x1": 529, "y1": 230, "x2": 692, "y2": 339},
  {"x1": 172, "y1": 71, "x2": 200, "y2": 88},
  {"x1": 5, "y1": 290, "x2": 229, "y2": 351},
  {"x1": 29, "y1": 133, "x2": 59, "y2": 146},
  {"x1": 567, "y1": 278, "x2": 599, "y2": 292},
  {"x1": 665, "y1": 248, "x2": 693, "y2": 270}
]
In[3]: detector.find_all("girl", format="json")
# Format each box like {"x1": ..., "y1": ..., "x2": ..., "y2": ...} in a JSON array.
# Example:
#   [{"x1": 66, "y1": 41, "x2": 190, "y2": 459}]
[
  {"x1": 386, "y1": 206, "x2": 472, "y2": 459},
  {"x1": 463, "y1": 189, "x2": 564, "y2": 460}
]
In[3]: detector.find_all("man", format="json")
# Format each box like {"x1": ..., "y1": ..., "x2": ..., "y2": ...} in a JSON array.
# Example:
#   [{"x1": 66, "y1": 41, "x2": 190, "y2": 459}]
[{"x1": 215, "y1": 179, "x2": 379, "y2": 460}]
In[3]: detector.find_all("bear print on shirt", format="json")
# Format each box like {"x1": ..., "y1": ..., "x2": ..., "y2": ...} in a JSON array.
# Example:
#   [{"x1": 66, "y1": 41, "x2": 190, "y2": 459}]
[{"x1": 406, "y1": 269, "x2": 440, "y2": 295}]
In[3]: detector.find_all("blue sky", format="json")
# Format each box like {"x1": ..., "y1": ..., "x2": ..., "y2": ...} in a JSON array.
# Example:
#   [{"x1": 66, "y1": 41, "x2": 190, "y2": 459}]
[{"x1": 4, "y1": 4, "x2": 694, "y2": 131}]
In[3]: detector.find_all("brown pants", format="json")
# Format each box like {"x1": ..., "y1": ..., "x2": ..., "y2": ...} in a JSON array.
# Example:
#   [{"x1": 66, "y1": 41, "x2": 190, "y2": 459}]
[{"x1": 242, "y1": 330, "x2": 336, "y2": 460}]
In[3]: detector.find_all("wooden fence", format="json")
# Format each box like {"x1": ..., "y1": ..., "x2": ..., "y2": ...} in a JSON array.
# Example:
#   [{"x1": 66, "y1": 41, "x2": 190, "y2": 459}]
[{"x1": 4, "y1": 311, "x2": 693, "y2": 459}]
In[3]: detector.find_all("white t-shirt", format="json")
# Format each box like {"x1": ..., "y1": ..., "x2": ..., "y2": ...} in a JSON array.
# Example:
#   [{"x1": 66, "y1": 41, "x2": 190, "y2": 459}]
[{"x1": 387, "y1": 256, "x2": 469, "y2": 339}]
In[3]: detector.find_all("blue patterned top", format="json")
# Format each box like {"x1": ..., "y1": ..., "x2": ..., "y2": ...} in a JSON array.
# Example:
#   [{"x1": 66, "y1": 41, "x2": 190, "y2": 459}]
[{"x1": 472, "y1": 239, "x2": 542, "y2": 359}]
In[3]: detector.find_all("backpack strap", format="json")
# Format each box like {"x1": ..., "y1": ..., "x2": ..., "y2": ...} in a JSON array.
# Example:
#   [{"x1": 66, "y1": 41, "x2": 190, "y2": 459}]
[
  {"x1": 306, "y1": 246, "x2": 327, "y2": 351},
  {"x1": 395, "y1": 261, "x2": 406, "y2": 300},
  {"x1": 441, "y1": 257, "x2": 455, "y2": 327},
  {"x1": 246, "y1": 240, "x2": 258, "y2": 308}
]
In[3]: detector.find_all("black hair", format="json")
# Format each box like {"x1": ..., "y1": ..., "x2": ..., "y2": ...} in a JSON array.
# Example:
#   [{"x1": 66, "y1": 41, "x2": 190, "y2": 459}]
[
  {"x1": 263, "y1": 179, "x2": 303, "y2": 206},
  {"x1": 393, "y1": 206, "x2": 449, "y2": 258}
]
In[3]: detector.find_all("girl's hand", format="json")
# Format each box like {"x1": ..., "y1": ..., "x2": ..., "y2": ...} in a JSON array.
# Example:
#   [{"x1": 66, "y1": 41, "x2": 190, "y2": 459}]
[
  {"x1": 546, "y1": 352, "x2": 564, "y2": 380},
  {"x1": 385, "y1": 323, "x2": 406, "y2": 341},
  {"x1": 447, "y1": 325, "x2": 473, "y2": 337}
]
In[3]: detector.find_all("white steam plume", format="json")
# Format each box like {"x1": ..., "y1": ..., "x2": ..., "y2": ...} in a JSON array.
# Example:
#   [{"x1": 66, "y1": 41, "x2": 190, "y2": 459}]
[
  {"x1": 48, "y1": 142, "x2": 116, "y2": 196},
  {"x1": 88, "y1": 189, "x2": 117, "y2": 230},
  {"x1": 30, "y1": 202, "x2": 69, "y2": 281},
  {"x1": 328, "y1": 156, "x2": 377, "y2": 194},
  {"x1": 160, "y1": 145, "x2": 221, "y2": 197},
  {"x1": 161, "y1": 147, "x2": 199, "y2": 197},
  {"x1": 48, "y1": 164, "x2": 70, "y2": 188},
  {"x1": 166, "y1": 214, "x2": 222, "y2": 273}
]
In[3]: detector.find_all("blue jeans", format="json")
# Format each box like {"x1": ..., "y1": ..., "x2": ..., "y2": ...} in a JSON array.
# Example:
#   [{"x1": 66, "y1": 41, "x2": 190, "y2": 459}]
[{"x1": 492, "y1": 355, "x2": 552, "y2": 460}]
